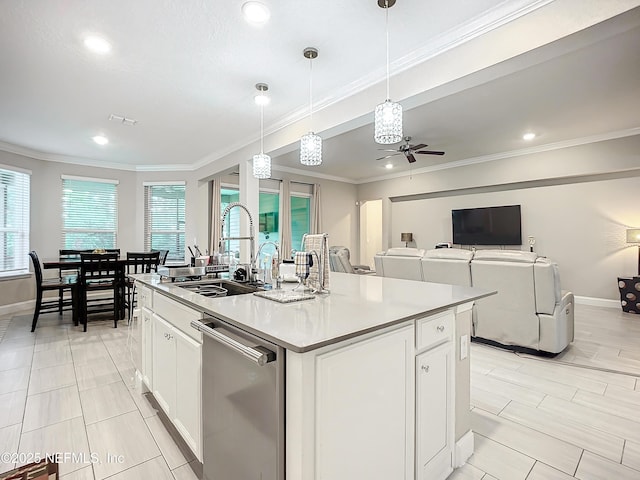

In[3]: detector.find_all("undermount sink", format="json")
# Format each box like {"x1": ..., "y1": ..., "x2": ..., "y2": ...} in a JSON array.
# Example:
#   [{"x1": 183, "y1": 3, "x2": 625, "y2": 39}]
[{"x1": 176, "y1": 279, "x2": 262, "y2": 298}]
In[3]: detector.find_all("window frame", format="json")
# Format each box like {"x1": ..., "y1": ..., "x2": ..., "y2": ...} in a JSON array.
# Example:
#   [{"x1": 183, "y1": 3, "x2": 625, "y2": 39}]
[
  {"x1": 61, "y1": 175, "x2": 119, "y2": 251},
  {"x1": 0, "y1": 164, "x2": 30, "y2": 277},
  {"x1": 143, "y1": 181, "x2": 186, "y2": 262}
]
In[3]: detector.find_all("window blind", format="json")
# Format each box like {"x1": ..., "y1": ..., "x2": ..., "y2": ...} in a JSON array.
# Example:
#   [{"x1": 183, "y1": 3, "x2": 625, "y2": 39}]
[
  {"x1": 0, "y1": 167, "x2": 30, "y2": 274},
  {"x1": 144, "y1": 184, "x2": 185, "y2": 261},
  {"x1": 62, "y1": 177, "x2": 118, "y2": 250}
]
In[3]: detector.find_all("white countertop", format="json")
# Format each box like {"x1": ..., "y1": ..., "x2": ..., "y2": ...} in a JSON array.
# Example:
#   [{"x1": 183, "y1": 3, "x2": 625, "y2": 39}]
[{"x1": 133, "y1": 272, "x2": 493, "y2": 352}]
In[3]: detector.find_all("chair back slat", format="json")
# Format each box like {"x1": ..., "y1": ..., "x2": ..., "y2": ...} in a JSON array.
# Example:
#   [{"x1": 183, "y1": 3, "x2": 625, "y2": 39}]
[
  {"x1": 127, "y1": 251, "x2": 161, "y2": 274},
  {"x1": 80, "y1": 253, "x2": 119, "y2": 283}
]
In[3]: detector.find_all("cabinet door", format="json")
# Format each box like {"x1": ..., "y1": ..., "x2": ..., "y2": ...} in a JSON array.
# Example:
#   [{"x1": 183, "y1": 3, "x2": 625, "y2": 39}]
[
  {"x1": 152, "y1": 313, "x2": 177, "y2": 417},
  {"x1": 174, "y1": 328, "x2": 203, "y2": 461},
  {"x1": 141, "y1": 307, "x2": 153, "y2": 389},
  {"x1": 416, "y1": 342, "x2": 453, "y2": 480},
  {"x1": 315, "y1": 325, "x2": 414, "y2": 480}
]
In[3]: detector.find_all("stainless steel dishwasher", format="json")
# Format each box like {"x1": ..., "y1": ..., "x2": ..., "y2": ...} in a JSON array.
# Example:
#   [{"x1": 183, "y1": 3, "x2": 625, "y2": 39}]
[{"x1": 191, "y1": 314, "x2": 285, "y2": 480}]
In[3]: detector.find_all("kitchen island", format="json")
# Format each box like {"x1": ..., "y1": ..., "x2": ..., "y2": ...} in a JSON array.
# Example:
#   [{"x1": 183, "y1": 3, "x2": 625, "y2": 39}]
[{"x1": 130, "y1": 272, "x2": 493, "y2": 480}]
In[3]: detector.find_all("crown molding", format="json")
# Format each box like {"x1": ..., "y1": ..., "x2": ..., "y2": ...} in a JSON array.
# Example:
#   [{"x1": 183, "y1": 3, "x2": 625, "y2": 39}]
[
  {"x1": 355, "y1": 127, "x2": 640, "y2": 184},
  {"x1": 271, "y1": 164, "x2": 357, "y2": 184},
  {"x1": 258, "y1": 0, "x2": 554, "y2": 136}
]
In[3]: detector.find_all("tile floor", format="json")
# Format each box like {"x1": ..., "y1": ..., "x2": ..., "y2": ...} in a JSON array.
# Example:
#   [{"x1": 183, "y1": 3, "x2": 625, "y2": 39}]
[
  {"x1": 0, "y1": 310, "x2": 198, "y2": 480},
  {"x1": 452, "y1": 303, "x2": 640, "y2": 480},
  {"x1": 1, "y1": 304, "x2": 640, "y2": 479}
]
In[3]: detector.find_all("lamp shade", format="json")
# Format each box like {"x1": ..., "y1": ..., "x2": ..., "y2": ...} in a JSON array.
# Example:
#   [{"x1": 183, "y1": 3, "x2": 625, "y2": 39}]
[
  {"x1": 627, "y1": 229, "x2": 640, "y2": 244},
  {"x1": 253, "y1": 153, "x2": 271, "y2": 179},
  {"x1": 401, "y1": 232, "x2": 413, "y2": 243},
  {"x1": 300, "y1": 132, "x2": 322, "y2": 166}
]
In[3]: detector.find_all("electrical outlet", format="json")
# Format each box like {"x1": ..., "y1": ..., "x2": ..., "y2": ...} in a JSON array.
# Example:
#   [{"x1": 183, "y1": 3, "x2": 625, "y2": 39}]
[{"x1": 460, "y1": 335, "x2": 469, "y2": 360}]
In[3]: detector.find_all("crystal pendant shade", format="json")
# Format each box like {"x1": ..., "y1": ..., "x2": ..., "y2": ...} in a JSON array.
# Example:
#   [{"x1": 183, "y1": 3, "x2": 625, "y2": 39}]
[
  {"x1": 252, "y1": 153, "x2": 271, "y2": 179},
  {"x1": 374, "y1": 99, "x2": 403, "y2": 144},
  {"x1": 300, "y1": 132, "x2": 322, "y2": 166}
]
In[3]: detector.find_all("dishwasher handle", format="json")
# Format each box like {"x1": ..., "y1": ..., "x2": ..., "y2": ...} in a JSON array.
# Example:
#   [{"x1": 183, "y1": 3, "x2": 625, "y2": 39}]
[{"x1": 191, "y1": 320, "x2": 275, "y2": 366}]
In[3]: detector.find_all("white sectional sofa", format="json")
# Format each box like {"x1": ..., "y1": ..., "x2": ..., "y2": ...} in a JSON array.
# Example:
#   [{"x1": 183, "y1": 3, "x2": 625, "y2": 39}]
[{"x1": 374, "y1": 248, "x2": 574, "y2": 354}]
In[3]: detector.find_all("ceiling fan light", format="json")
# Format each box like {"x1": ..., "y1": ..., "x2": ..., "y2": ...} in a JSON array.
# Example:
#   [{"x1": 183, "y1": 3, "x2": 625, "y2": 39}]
[
  {"x1": 253, "y1": 153, "x2": 271, "y2": 179},
  {"x1": 374, "y1": 100, "x2": 403, "y2": 144},
  {"x1": 300, "y1": 132, "x2": 322, "y2": 166}
]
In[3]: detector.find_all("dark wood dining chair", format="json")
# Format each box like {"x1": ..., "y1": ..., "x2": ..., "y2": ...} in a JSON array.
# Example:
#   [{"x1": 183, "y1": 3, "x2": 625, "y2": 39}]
[
  {"x1": 152, "y1": 249, "x2": 169, "y2": 265},
  {"x1": 29, "y1": 251, "x2": 79, "y2": 332},
  {"x1": 125, "y1": 251, "x2": 160, "y2": 319},
  {"x1": 79, "y1": 252, "x2": 122, "y2": 331},
  {"x1": 58, "y1": 249, "x2": 91, "y2": 313}
]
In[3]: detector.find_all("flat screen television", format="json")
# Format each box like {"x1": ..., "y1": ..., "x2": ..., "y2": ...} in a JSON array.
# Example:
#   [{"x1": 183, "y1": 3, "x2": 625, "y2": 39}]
[{"x1": 452, "y1": 205, "x2": 522, "y2": 245}]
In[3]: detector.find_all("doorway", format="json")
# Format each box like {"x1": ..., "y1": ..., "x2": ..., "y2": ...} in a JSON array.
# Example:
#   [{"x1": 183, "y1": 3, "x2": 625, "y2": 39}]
[{"x1": 359, "y1": 199, "x2": 382, "y2": 269}]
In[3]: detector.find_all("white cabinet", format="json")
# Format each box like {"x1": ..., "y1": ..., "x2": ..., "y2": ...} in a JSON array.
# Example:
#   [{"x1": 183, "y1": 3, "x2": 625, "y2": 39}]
[
  {"x1": 174, "y1": 328, "x2": 202, "y2": 457},
  {"x1": 140, "y1": 307, "x2": 154, "y2": 389},
  {"x1": 287, "y1": 323, "x2": 415, "y2": 480},
  {"x1": 416, "y1": 342, "x2": 453, "y2": 480},
  {"x1": 152, "y1": 313, "x2": 177, "y2": 416},
  {"x1": 150, "y1": 296, "x2": 203, "y2": 462}
]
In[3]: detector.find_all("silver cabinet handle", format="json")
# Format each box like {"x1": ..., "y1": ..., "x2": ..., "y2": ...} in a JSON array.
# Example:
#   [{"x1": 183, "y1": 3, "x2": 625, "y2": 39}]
[
  {"x1": 191, "y1": 320, "x2": 275, "y2": 366},
  {"x1": 421, "y1": 365, "x2": 430, "y2": 373},
  {"x1": 437, "y1": 325, "x2": 445, "y2": 332}
]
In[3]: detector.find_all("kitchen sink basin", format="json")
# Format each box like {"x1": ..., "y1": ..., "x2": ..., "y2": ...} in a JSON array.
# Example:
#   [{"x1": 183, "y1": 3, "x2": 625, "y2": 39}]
[{"x1": 176, "y1": 279, "x2": 262, "y2": 298}]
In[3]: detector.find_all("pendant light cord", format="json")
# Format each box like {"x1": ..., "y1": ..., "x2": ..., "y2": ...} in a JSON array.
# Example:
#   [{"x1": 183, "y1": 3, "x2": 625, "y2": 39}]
[
  {"x1": 260, "y1": 103, "x2": 264, "y2": 154},
  {"x1": 309, "y1": 56, "x2": 314, "y2": 130},
  {"x1": 385, "y1": 0, "x2": 390, "y2": 100}
]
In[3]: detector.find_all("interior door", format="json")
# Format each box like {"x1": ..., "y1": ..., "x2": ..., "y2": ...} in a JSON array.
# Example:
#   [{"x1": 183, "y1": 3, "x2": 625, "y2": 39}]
[{"x1": 359, "y1": 199, "x2": 382, "y2": 269}]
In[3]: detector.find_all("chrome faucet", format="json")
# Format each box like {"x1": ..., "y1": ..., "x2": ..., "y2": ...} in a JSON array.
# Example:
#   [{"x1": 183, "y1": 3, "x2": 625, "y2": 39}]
[
  {"x1": 255, "y1": 241, "x2": 280, "y2": 288},
  {"x1": 219, "y1": 202, "x2": 256, "y2": 282}
]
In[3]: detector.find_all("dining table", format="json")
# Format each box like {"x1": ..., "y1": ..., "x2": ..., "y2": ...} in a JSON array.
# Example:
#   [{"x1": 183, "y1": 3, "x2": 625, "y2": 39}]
[{"x1": 43, "y1": 257, "x2": 129, "y2": 330}]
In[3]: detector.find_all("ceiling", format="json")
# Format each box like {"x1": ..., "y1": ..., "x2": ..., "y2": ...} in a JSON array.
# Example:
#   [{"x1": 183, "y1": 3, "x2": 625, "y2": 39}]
[{"x1": 0, "y1": 1, "x2": 639, "y2": 183}]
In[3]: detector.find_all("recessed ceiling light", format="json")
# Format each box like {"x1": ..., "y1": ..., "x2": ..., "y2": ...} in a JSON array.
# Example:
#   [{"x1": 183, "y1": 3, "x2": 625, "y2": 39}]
[
  {"x1": 522, "y1": 132, "x2": 536, "y2": 141},
  {"x1": 84, "y1": 35, "x2": 111, "y2": 54},
  {"x1": 92, "y1": 135, "x2": 109, "y2": 145},
  {"x1": 242, "y1": 1, "x2": 270, "y2": 25},
  {"x1": 385, "y1": 163, "x2": 393, "y2": 169}
]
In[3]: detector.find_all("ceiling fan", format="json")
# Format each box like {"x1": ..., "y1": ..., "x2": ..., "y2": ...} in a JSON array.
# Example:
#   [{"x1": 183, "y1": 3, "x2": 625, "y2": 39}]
[{"x1": 376, "y1": 136, "x2": 445, "y2": 163}]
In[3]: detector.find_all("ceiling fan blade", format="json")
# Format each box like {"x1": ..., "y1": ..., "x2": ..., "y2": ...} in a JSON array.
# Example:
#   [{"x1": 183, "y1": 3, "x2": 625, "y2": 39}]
[
  {"x1": 376, "y1": 153, "x2": 400, "y2": 161},
  {"x1": 410, "y1": 143, "x2": 428, "y2": 151},
  {"x1": 377, "y1": 149, "x2": 399, "y2": 153},
  {"x1": 415, "y1": 150, "x2": 445, "y2": 156},
  {"x1": 406, "y1": 153, "x2": 417, "y2": 163}
]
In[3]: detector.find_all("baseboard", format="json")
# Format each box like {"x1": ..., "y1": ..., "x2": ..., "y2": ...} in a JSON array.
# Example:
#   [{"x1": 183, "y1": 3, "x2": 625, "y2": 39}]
[
  {"x1": 0, "y1": 299, "x2": 35, "y2": 316},
  {"x1": 574, "y1": 296, "x2": 620, "y2": 309},
  {"x1": 454, "y1": 429, "x2": 474, "y2": 468}
]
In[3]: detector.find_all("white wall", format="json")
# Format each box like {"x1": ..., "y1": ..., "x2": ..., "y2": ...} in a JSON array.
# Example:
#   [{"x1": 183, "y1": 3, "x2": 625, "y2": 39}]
[{"x1": 358, "y1": 135, "x2": 640, "y2": 301}]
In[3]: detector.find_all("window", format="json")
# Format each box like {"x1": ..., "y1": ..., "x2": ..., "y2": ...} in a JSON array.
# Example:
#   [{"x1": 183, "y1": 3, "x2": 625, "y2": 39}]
[
  {"x1": 221, "y1": 188, "x2": 240, "y2": 256},
  {"x1": 144, "y1": 183, "x2": 185, "y2": 261},
  {"x1": 0, "y1": 166, "x2": 30, "y2": 274},
  {"x1": 219, "y1": 186, "x2": 311, "y2": 256},
  {"x1": 291, "y1": 195, "x2": 311, "y2": 251},
  {"x1": 259, "y1": 191, "x2": 279, "y2": 244},
  {"x1": 62, "y1": 176, "x2": 118, "y2": 250}
]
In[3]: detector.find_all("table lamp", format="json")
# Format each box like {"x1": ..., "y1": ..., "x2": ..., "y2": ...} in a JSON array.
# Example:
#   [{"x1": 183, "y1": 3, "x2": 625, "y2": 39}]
[
  {"x1": 626, "y1": 228, "x2": 640, "y2": 275},
  {"x1": 401, "y1": 232, "x2": 413, "y2": 248}
]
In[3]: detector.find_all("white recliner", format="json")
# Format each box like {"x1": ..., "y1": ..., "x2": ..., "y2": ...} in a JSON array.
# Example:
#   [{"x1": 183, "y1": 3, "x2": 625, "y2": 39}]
[
  {"x1": 421, "y1": 248, "x2": 474, "y2": 286},
  {"x1": 470, "y1": 250, "x2": 574, "y2": 354},
  {"x1": 329, "y1": 246, "x2": 372, "y2": 274},
  {"x1": 374, "y1": 247, "x2": 425, "y2": 281}
]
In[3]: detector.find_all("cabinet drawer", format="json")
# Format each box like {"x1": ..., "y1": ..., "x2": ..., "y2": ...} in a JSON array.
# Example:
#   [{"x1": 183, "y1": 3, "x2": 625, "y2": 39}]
[
  {"x1": 416, "y1": 310, "x2": 453, "y2": 351},
  {"x1": 136, "y1": 283, "x2": 153, "y2": 310},
  {"x1": 154, "y1": 293, "x2": 203, "y2": 343}
]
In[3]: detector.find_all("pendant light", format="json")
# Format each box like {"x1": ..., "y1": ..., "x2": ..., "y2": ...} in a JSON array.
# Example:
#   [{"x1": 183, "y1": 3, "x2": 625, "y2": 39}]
[
  {"x1": 300, "y1": 47, "x2": 322, "y2": 166},
  {"x1": 253, "y1": 83, "x2": 271, "y2": 179},
  {"x1": 374, "y1": 0, "x2": 403, "y2": 145}
]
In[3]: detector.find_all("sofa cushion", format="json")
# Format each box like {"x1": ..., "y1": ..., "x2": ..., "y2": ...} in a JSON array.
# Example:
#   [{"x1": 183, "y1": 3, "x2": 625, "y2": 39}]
[
  {"x1": 472, "y1": 250, "x2": 537, "y2": 263},
  {"x1": 421, "y1": 249, "x2": 473, "y2": 286},
  {"x1": 423, "y1": 248, "x2": 474, "y2": 261},
  {"x1": 385, "y1": 247, "x2": 426, "y2": 257}
]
